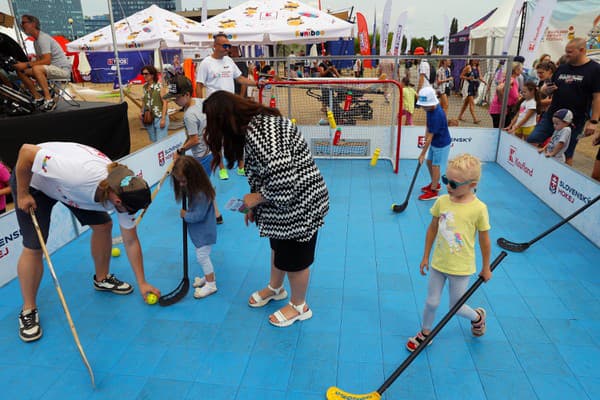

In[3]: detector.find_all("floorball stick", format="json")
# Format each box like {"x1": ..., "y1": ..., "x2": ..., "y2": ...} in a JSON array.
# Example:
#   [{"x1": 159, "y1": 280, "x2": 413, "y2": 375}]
[
  {"x1": 112, "y1": 160, "x2": 175, "y2": 244},
  {"x1": 30, "y1": 209, "x2": 96, "y2": 388},
  {"x1": 159, "y1": 193, "x2": 190, "y2": 306},
  {"x1": 326, "y1": 251, "x2": 508, "y2": 400},
  {"x1": 497, "y1": 194, "x2": 599, "y2": 252},
  {"x1": 392, "y1": 162, "x2": 422, "y2": 213}
]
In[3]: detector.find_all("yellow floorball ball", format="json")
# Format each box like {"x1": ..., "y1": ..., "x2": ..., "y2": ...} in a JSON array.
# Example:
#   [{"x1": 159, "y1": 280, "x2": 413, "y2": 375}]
[
  {"x1": 111, "y1": 247, "x2": 121, "y2": 257},
  {"x1": 146, "y1": 293, "x2": 158, "y2": 305}
]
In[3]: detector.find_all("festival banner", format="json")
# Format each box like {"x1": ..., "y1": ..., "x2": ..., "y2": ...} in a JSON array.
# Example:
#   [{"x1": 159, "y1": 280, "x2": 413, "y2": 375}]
[
  {"x1": 521, "y1": 0, "x2": 557, "y2": 69},
  {"x1": 356, "y1": 12, "x2": 372, "y2": 68},
  {"x1": 391, "y1": 12, "x2": 408, "y2": 56},
  {"x1": 502, "y1": 0, "x2": 526, "y2": 55},
  {"x1": 405, "y1": 31, "x2": 412, "y2": 54},
  {"x1": 201, "y1": 0, "x2": 207, "y2": 23},
  {"x1": 379, "y1": 0, "x2": 392, "y2": 56}
]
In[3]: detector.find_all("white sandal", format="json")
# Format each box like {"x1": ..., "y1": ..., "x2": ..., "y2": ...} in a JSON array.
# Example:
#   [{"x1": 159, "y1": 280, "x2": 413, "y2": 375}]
[
  {"x1": 248, "y1": 284, "x2": 288, "y2": 308},
  {"x1": 269, "y1": 301, "x2": 313, "y2": 328}
]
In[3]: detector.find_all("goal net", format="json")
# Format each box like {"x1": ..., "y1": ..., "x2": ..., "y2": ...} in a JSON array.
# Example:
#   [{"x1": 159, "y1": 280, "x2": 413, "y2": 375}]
[{"x1": 257, "y1": 79, "x2": 403, "y2": 173}]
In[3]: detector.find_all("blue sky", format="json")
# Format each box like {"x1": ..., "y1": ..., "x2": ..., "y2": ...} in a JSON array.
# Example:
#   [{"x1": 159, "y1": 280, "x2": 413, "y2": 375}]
[{"x1": 1, "y1": 0, "x2": 503, "y2": 37}]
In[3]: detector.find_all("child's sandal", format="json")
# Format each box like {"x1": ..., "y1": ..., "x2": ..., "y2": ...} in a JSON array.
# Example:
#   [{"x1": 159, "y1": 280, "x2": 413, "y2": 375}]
[{"x1": 406, "y1": 331, "x2": 433, "y2": 352}]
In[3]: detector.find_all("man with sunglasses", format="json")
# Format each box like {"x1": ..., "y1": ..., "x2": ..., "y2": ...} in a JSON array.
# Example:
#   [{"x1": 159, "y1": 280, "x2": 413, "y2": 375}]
[
  {"x1": 11, "y1": 142, "x2": 161, "y2": 342},
  {"x1": 195, "y1": 33, "x2": 257, "y2": 179},
  {"x1": 13, "y1": 15, "x2": 71, "y2": 112}
]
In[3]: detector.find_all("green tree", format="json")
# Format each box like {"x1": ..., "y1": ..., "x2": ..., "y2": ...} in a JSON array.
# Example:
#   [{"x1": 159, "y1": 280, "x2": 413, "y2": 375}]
[{"x1": 450, "y1": 18, "x2": 458, "y2": 35}]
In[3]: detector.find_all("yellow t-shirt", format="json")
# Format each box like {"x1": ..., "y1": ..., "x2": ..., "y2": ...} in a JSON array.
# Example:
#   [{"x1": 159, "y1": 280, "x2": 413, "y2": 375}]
[
  {"x1": 430, "y1": 194, "x2": 490, "y2": 275},
  {"x1": 402, "y1": 86, "x2": 417, "y2": 114}
]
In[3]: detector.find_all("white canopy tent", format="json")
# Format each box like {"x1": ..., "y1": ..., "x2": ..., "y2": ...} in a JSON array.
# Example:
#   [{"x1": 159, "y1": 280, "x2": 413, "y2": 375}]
[
  {"x1": 181, "y1": 0, "x2": 354, "y2": 45},
  {"x1": 470, "y1": 0, "x2": 600, "y2": 62},
  {"x1": 469, "y1": 0, "x2": 521, "y2": 56},
  {"x1": 67, "y1": 4, "x2": 199, "y2": 52}
]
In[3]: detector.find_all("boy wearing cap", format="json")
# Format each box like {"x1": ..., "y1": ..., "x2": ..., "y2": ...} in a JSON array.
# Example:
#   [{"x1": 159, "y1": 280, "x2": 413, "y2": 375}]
[
  {"x1": 164, "y1": 75, "x2": 223, "y2": 224},
  {"x1": 538, "y1": 109, "x2": 572, "y2": 162},
  {"x1": 11, "y1": 142, "x2": 161, "y2": 342},
  {"x1": 416, "y1": 86, "x2": 452, "y2": 201}
]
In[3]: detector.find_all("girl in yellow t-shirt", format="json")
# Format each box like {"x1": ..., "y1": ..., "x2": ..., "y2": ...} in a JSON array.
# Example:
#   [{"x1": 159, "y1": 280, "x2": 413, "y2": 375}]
[{"x1": 406, "y1": 154, "x2": 492, "y2": 352}]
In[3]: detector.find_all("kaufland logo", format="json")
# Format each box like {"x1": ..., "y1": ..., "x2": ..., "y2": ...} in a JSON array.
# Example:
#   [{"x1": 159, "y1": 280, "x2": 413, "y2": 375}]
[
  {"x1": 417, "y1": 136, "x2": 426, "y2": 149},
  {"x1": 549, "y1": 174, "x2": 593, "y2": 204},
  {"x1": 507, "y1": 145, "x2": 534, "y2": 176},
  {"x1": 508, "y1": 145, "x2": 516, "y2": 165}
]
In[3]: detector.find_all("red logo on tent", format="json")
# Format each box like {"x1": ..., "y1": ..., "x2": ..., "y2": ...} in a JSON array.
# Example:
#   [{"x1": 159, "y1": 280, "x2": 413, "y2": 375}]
[
  {"x1": 417, "y1": 136, "x2": 426, "y2": 149},
  {"x1": 158, "y1": 151, "x2": 165, "y2": 167}
]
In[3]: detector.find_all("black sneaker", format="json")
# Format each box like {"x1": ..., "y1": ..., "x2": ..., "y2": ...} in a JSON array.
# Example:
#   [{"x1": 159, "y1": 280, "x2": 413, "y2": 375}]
[
  {"x1": 19, "y1": 308, "x2": 42, "y2": 342},
  {"x1": 40, "y1": 99, "x2": 57, "y2": 112},
  {"x1": 93, "y1": 273, "x2": 133, "y2": 294}
]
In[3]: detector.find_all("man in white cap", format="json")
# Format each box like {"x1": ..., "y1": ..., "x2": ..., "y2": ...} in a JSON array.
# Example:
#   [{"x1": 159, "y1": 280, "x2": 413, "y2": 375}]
[
  {"x1": 416, "y1": 86, "x2": 452, "y2": 201},
  {"x1": 11, "y1": 142, "x2": 161, "y2": 342}
]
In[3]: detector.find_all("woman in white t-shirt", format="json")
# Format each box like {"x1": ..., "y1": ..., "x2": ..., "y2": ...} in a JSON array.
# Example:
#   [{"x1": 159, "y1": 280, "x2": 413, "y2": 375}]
[{"x1": 506, "y1": 81, "x2": 541, "y2": 140}]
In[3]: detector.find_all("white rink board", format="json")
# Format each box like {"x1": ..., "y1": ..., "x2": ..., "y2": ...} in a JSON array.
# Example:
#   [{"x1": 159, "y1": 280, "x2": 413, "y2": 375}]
[{"x1": 497, "y1": 132, "x2": 600, "y2": 248}]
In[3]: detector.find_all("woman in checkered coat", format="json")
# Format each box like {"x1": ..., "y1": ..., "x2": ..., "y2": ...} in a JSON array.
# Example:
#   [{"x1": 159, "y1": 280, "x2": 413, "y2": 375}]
[{"x1": 203, "y1": 91, "x2": 329, "y2": 328}]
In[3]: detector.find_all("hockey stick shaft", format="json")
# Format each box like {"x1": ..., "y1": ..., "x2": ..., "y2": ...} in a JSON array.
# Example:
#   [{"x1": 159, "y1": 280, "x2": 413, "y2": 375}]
[
  {"x1": 376, "y1": 251, "x2": 507, "y2": 394},
  {"x1": 392, "y1": 162, "x2": 422, "y2": 213},
  {"x1": 522, "y1": 194, "x2": 599, "y2": 246},
  {"x1": 112, "y1": 161, "x2": 175, "y2": 244},
  {"x1": 498, "y1": 194, "x2": 599, "y2": 251},
  {"x1": 158, "y1": 193, "x2": 189, "y2": 306},
  {"x1": 30, "y1": 209, "x2": 95, "y2": 388}
]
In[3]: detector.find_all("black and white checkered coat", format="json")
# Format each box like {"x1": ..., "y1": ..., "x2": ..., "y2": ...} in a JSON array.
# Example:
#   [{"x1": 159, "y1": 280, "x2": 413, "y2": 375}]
[{"x1": 244, "y1": 114, "x2": 329, "y2": 241}]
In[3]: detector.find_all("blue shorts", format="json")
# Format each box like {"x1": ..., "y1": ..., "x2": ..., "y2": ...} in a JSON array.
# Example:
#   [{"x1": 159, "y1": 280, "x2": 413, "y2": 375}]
[
  {"x1": 195, "y1": 153, "x2": 213, "y2": 176},
  {"x1": 427, "y1": 144, "x2": 450, "y2": 168}
]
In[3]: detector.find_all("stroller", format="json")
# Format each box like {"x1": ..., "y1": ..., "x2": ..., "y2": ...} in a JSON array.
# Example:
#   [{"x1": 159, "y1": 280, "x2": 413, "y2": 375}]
[{"x1": 307, "y1": 86, "x2": 373, "y2": 125}]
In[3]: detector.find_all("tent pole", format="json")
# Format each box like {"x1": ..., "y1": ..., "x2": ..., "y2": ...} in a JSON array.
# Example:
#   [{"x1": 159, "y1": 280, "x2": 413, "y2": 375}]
[
  {"x1": 516, "y1": 1, "x2": 528, "y2": 56},
  {"x1": 7, "y1": 0, "x2": 26, "y2": 53},
  {"x1": 107, "y1": 0, "x2": 124, "y2": 102}
]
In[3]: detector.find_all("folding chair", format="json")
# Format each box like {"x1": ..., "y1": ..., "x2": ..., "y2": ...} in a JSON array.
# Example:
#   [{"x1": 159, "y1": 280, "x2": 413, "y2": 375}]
[
  {"x1": 49, "y1": 73, "x2": 80, "y2": 107},
  {"x1": 48, "y1": 56, "x2": 80, "y2": 107}
]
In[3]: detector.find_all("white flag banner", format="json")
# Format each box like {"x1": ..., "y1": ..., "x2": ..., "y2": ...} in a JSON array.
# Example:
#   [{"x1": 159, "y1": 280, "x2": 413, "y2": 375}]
[
  {"x1": 443, "y1": 14, "x2": 450, "y2": 55},
  {"x1": 391, "y1": 11, "x2": 408, "y2": 56},
  {"x1": 201, "y1": 0, "x2": 208, "y2": 23},
  {"x1": 379, "y1": 0, "x2": 392, "y2": 56},
  {"x1": 502, "y1": 0, "x2": 526, "y2": 54},
  {"x1": 521, "y1": 0, "x2": 557, "y2": 69},
  {"x1": 405, "y1": 31, "x2": 412, "y2": 54}
]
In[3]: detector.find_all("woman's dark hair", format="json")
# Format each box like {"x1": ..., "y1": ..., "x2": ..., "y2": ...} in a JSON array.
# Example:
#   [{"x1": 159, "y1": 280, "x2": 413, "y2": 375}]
[
  {"x1": 141, "y1": 65, "x2": 159, "y2": 82},
  {"x1": 203, "y1": 91, "x2": 281, "y2": 171},
  {"x1": 171, "y1": 156, "x2": 215, "y2": 202}
]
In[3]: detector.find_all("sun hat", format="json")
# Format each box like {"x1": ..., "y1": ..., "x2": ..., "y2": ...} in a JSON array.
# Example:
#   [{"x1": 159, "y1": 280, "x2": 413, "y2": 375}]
[
  {"x1": 163, "y1": 75, "x2": 193, "y2": 99},
  {"x1": 416, "y1": 86, "x2": 439, "y2": 107},
  {"x1": 553, "y1": 108, "x2": 573, "y2": 124},
  {"x1": 106, "y1": 165, "x2": 151, "y2": 214},
  {"x1": 413, "y1": 47, "x2": 425, "y2": 55}
]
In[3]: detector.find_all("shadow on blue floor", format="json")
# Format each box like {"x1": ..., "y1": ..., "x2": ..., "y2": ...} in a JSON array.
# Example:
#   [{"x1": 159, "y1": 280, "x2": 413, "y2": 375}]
[{"x1": 0, "y1": 159, "x2": 598, "y2": 399}]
